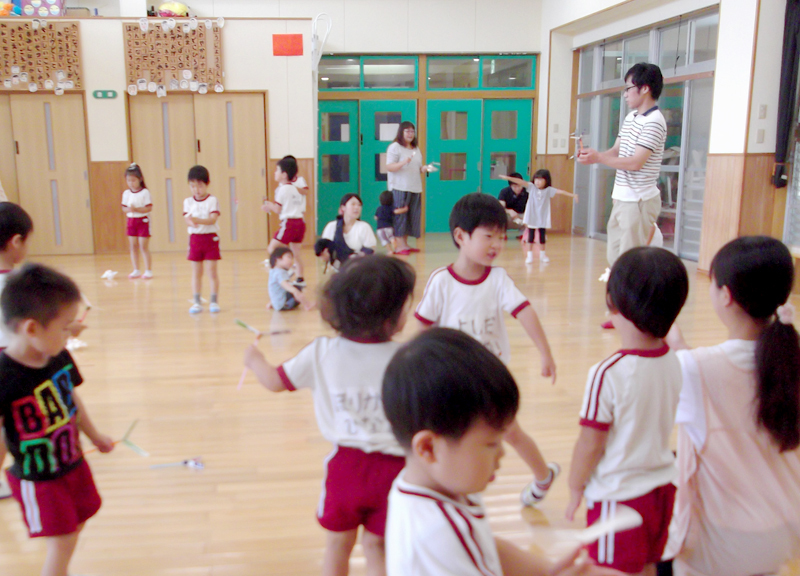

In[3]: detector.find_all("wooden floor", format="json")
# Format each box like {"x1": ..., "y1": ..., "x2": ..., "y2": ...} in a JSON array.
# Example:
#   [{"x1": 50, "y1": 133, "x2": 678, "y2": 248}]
[{"x1": 2, "y1": 234, "x2": 794, "y2": 575}]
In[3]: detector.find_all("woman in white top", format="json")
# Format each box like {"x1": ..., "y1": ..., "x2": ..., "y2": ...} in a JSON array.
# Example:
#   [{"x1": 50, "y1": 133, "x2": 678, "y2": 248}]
[
  {"x1": 386, "y1": 121, "x2": 426, "y2": 255},
  {"x1": 321, "y1": 193, "x2": 377, "y2": 256}
]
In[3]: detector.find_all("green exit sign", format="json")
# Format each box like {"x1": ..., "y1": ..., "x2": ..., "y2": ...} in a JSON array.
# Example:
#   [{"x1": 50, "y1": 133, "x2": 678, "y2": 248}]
[{"x1": 92, "y1": 90, "x2": 117, "y2": 99}]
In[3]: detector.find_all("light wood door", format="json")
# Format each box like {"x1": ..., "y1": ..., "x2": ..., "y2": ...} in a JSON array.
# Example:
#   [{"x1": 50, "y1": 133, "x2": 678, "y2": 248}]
[
  {"x1": 0, "y1": 96, "x2": 19, "y2": 203},
  {"x1": 194, "y1": 94, "x2": 268, "y2": 250},
  {"x1": 10, "y1": 94, "x2": 93, "y2": 255},
  {"x1": 129, "y1": 95, "x2": 196, "y2": 252}
]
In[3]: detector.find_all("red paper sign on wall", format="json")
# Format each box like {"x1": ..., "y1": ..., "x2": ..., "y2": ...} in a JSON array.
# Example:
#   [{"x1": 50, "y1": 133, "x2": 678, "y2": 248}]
[{"x1": 273, "y1": 34, "x2": 304, "y2": 56}]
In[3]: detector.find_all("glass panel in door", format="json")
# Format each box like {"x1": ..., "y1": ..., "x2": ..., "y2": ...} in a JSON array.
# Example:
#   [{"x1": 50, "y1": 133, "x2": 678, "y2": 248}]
[
  {"x1": 318, "y1": 100, "x2": 358, "y2": 233},
  {"x1": 482, "y1": 99, "x2": 531, "y2": 198}
]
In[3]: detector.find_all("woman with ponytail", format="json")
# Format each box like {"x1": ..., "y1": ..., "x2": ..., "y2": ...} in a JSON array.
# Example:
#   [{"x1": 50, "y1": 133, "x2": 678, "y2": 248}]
[{"x1": 665, "y1": 236, "x2": 800, "y2": 575}]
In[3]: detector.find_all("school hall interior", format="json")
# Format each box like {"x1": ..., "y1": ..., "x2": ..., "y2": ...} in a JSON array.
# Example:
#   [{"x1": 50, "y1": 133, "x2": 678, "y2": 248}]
[{"x1": 1, "y1": 0, "x2": 799, "y2": 574}]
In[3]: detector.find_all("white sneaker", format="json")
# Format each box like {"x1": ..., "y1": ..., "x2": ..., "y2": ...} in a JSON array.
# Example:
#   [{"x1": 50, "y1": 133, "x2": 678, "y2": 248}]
[
  {"x1": 520, "y1": 462, "x2": 561, "y2": 506},
  {"x1": 540, "y1": 253, "x2": 550, "y2": 263},
  {"x1": 525, "y1": 252, "x2": 534, "y2": 264},
  {"x1": 209, "y1": 302, "x2": 220, "y2": 313},
  {"x1": 189, "y1": 303, "x2": 202, "y2": 314},
  {"x1": 128, "y1": 269, "x2": 141, "y2": 279},
  {"x1": 142, "y1": 270, "x2": 153, "y2": 279}
]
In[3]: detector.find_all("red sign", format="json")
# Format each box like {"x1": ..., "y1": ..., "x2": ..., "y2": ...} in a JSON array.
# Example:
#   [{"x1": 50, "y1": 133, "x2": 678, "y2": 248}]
[{"x1": 272, "y1": 34, "x2": 303, "y2": 56}]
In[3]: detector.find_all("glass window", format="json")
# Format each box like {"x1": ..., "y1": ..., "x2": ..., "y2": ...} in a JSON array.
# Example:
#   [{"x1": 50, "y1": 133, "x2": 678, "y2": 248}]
[
  {"x1": 660, "y1": 22, "x2": 689, "y2": 72},
  {"x1": 490, "y1": 153, "x2": 516, "y2": 179},
  {"x1": 363, "y1": 58, "x2": 416, "y2": 89},
  {"x1": 482, "y1": 58, "x2": 533, "y2": 89},
  {"x1": 491, "y1": 111, "x2": 517, "y2": 139},
  {"x1": 319, "y1": 59, "x2": 360, "y2": 90},
  {"x1": 579, "y1": 48, "x2": 594, "y2": 93},
  {"x1": 601, "y1": 41, "x2": 623, "y2": 83},
  {"x1": 660, "y1": 83, "x2": 685, "y2": 164},
  {"x1": 623, "y1": 34, "x2": 650, "y2": 76},
  {"x1": 691, "y1": 14, "x2": 718, "y2": 64},
  {"x1": 321, "y1": 112, "x2": 351, "y2": 142},
  {"x1": 440, "y1": 111, "x2": 468, "y2": 140},
  {"x1": 440, "y1": 153, "x2": 467, "y2": 181},
  {"x1": 428, "y1": 58, "x2": 479, "y2": 89},
  {"x1": 374, "y1": 153, "x2": 388, "y2": 181},
  {"x1": 322, "y1": 154, "x2": 350, "y2": 183},
  {"x1": 374, "y1": 112, "x2": 402, "y2": 141}
]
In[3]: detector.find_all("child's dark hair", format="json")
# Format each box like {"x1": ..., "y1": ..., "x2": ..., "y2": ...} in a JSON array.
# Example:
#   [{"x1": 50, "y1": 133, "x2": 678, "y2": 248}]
[
  {"x1": 270, "y1": 246, "x2": 293, "y2": 268},
  {"x1": 625, "y1": 62, "x2": 664, "y2": 100},
  {"x1": 507, "y1": 172, "x2": 523, "y2": 183},
  {"x1": 188, "y1": 165, "x2": 210, "y2": 184},
  {"x1": 393, "y1": 121, "x2": 418, "y2": 148},
  {"x1": 0, "y1": 203, "x2": 33, "y2": 250},
  {"x1": 125, "y1": 162, "x2": 147, "y2": 189},
  {"x1": 1, "y1": 263, "x2": 81, "y2": 329},
  {"x1": 533, "y1": 169, "x2": 552, "y2": 189},
  {"x1": 449, "y1": 193, "x2": 507, "y2": 248},
  {"x1": 710, "y1": 236, "x2": 800, "y2": 452},
  {"x1": 383, "y1": 328, "x2": 519, "y2": 448},
  {"x1": 320, "y1": 255, "x2": 415, "y2": 341},
  {"x1": 277, "y1": 157, "x2": 299, "y2": 181},
  {"x1": 607, "y1": 246, "x2": 688, "y2": 338},
  {"x1": 314, "y1": 238, "x2": 334, "y2": 257},
  {"x1": 379, "y1": 190, "x2": 393, "y2": 206}
]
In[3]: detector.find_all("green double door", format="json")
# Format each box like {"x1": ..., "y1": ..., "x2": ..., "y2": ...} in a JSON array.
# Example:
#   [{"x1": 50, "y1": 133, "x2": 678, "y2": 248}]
[
  {"x1": 318, "y1": 99, "x2": 416, "y2": 234},
  {"x1": 425, "y1": 99, "x2": 532, "y2": 232}
]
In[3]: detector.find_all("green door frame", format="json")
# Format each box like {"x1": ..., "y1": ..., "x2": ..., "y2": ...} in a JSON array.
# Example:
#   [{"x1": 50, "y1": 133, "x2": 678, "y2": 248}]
[
  {"x1": 481, "y1": 99, "x2": 532, "y2": 196},
  {"x1": 318, "y1": 100, "x2": 359, "y2": 234}
]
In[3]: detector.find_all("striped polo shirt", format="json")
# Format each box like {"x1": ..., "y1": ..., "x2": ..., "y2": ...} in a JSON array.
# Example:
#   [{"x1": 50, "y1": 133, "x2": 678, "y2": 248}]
[{"x1": 612, "y1": 106, "x2": 667, "y2": 202}]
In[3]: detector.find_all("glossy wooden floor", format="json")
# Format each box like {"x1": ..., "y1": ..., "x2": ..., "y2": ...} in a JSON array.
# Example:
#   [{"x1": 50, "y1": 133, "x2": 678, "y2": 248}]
[{"x1": 2, "y1": 234, "x2": 791, "y2": 575}]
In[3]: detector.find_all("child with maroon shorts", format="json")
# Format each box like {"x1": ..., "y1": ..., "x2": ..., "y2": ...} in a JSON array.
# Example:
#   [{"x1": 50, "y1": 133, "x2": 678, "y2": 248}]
[
  {"x1": 263, "y1": 156, "x2": 307, "y2": 287},
  {"x1": 244, "y1": 255, "x2": 416, "y2": 576},
  {"x1": 0, "y1": 263, "x2": 114, "y2": 576},
  {"x1": 183, "y1": 165, "x2": 221, "y2": 314},
  {"x1": 121, "y1": 163, "x2": 153, "y2": 279}
]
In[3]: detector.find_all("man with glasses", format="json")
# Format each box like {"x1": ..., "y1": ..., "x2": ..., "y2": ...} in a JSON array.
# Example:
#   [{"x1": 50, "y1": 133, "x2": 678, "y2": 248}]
[{"x1": 578, "y1": 63, "x2": 666, "y2": 274}]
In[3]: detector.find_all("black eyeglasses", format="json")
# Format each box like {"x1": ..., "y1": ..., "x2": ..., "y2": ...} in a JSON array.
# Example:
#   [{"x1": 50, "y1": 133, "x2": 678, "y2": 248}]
[{"x1": 623, "y1": 84, "x2": 638, "y2": 93}]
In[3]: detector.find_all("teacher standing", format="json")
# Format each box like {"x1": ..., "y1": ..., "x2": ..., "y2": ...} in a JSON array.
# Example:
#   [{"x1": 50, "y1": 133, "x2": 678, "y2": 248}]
[{"x1": 386, "y1": 121, "x2": 426, "y2": 255}]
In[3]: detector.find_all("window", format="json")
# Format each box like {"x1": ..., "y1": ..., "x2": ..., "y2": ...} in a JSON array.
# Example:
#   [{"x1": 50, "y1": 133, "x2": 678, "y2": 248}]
[
  {"x1": 659, "y1": 22, "x2": 689, "y2": 73},
  {"x1": 428, "y1": 58, "x2": 479, "y2": 89},
  {"x1": 427, "y1": 55, "x2": 536, "y2": 90},
  {"x1": 363, "y1": 58, "x2": 416, "y2": 89},
  {"x1": 482, "y1": 57, "x2": 533, "y2": 89},
  {"x1": 318, "y1": 56, "x2": 418, "y2": 91},
  {"x1": 601, "y1": 41, "x2": 623, "y2": 83},
  {"x1": 623, "y1": 35, "x2": 650, "y2": 75},
  {"x1": 318, "y1": 59, "x2": 360, "y2": 90},
  {"x1": 691, "y1": 14, "x2": 719, "y2": 64}
]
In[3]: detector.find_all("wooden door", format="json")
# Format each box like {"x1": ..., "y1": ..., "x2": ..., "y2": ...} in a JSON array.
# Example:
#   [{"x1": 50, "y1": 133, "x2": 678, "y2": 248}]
[
  {"x1": 193, "y1": 94, "x2": 268, "y2": 250},
  {"x1": 0, "y1": 96, "x2": 19, "y2": 203},
  {"x1": 129, "y1": 95, "x2": 196, "y2": 252},
  {"x1": 11, "y1": 94, "x2": 93, "y2": 255}
]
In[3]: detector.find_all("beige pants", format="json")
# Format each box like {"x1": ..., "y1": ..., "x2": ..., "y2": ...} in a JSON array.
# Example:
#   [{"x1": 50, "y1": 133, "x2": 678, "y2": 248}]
[{"x1": 606, "y1": 195, "x2": 661, "y2": 266}]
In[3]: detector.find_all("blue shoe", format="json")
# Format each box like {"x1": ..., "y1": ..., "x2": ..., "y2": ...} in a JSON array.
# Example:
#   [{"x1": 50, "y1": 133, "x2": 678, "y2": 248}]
[
  {"x1": 189, "y1": 303, "x2": 202, "y2": 314},
  {"x1": 209, "y1": 303, "x2": 220, "y2": 313}
]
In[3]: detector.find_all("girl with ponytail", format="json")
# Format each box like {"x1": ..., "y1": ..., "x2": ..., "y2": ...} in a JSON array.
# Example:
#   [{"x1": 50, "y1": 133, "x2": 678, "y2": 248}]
[{"x1": 664, "y1": 236, "x2": 800, "y2": 575}]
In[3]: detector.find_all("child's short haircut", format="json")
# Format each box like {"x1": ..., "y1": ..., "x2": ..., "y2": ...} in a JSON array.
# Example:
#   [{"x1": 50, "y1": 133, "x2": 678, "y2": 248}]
[
  {"x1": 383, "y1": 328, "x2": 519, "y2": 448},
  {"x1": 532, "y1": 169, "x2": 552, "y2": 189},
  {"x1": 1, "y1": 263, "x2": 81, "y2": 329},
  {"x1": 188, "y1": 165, "x2": 210, "y2": 184},
  {"x1": 270, "y1": 246, "x2": 293, "y2": 268},
  {"x1": 379, "y1": 190, "x2": 393, "y2": 206},
  {"x1": 449, "y1": 193, "x2": 507, "y2": 248},
  {"x1": 625, "y1": 62, "x2": 664, "y2": 100},
  {"x1": 277, "y1": 157, "x2": 299, "y2": 181},
  {"x1": 320, "y1": 255, "x2": 415, "y2": 341},
  {"x1": 0, "y1": 203, "x2": 33, "y2": 250},
  {"x1": 607, "y1": 247, "x2": 688, "y2": 338}
]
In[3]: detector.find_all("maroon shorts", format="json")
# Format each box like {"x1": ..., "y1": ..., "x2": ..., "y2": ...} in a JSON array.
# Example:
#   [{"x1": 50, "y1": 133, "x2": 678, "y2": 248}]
[
  {"x1": 587, "y1": 483, "x2": 676, "y2": 573},
  {"x1": 317, "y1": 446, "x2": 404, "y2": 536},
  {"x1": 188, "y1": 233, "x2": 221, "y2": 261},
  {"x1": 6, "y1": 459, "x2": 102, "y2": 538},
  {"x1": 127, "y1": 216, "x2": 151, "y2": 237},
  {"x1": 274, "y1": 218, "x2": 306, "y2": 245}
]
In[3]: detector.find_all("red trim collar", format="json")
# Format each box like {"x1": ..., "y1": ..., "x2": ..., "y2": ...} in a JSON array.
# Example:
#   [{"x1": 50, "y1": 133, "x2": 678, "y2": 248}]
[
  {"x1": 447, "y1": 265, "x2": 491, "y2": 286},
  {"x1": 618, "y1": 344, "x2": 670, "y2": 358},
  {"x1": 0, "y1": 269, "x2": 12, "y2": 274},
  {"x1": 193, "y1": 194, "x2": 211, "y2": 202}
]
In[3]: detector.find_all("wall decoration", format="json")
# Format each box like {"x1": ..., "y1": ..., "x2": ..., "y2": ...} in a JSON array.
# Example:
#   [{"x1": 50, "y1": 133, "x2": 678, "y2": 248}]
[
  {"x1": 273, "y1": 33, "x2": 303, "y2": 56},
  {"x1": 0, "y1": 20, "x2": 81, "y2": 91},
  {"x1": 123, "y1": 20, "x2": 223, "y2": 92}
]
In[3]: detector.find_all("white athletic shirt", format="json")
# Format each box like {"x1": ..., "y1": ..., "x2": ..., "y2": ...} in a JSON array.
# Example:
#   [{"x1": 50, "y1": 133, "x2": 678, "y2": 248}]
[
  {"x1": 321, "y1": 220, "x2": 377, "y2": 252},
  {"x1": 121, "y1": 188, "x2": 152, "y2": 218},
  {"x1": 579, "y1": 345, "x2": 681, "y2": 501},
  {"x1": 612, "y1": 107, "x2": 667, "y2": 202},
  {"x1": 275, "y1": 183, "x2": 305, "y2": 220},
  {"x1": 386, "y1": 473, "x2": 502, "y2": 576},
  {"x1": 415, "y1": 266, "x2": 530, "y2": 364},
  {"x1": 0, "y1": 270, "x2": 10, "y2": 348},
  {"x1": 183, "y1": 194, "x2": 220, "y2": 235},
  {"x1": 386, "y1": 142, "x2": 423, "y2": 193},
  {"x1": 522, "y1": 184, "x2": 558, "y2": 229},
  {"x1": 278, "y1": 337, "x2": 404, "y2": 456}
]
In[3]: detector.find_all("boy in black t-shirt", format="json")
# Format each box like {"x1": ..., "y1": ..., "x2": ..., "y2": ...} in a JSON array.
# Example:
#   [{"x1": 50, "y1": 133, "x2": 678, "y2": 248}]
[
  {"x1": 0, "y1": 263, "x2": 113, "y2": 576},
  {"x1": 375, "y1": 190, "x2": 408, "y2": 254}
]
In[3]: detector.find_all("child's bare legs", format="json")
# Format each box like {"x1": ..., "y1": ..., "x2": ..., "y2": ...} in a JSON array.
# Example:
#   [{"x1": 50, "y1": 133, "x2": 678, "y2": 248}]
[
  {"x1": 42, "y1": 523, "x2": 82, "y2": 576},
  {"x1": 139, "y1": 237, "x2": 152, "y2": 272},
  {"x1": 289, "y1": 242, "x2": 304, "y2": 278},
  {"x1": 191, "y1": 261, "x2": 203, "y2": 297},
  {"x1": 207, "y1": 260, "x2": 219, "y2": 296},
  {"x1": 128, "y1": 236, "x2": 140, "y2": 271},
  {"x1": 505, "y1": 418, "x2": 549, "y2": 481},
  {"x1": 323, "y1": 529, "x2": 358, "y2": 576},
  {"x1": 361, "y1": 530, "x2": 387, "y2": 576}
]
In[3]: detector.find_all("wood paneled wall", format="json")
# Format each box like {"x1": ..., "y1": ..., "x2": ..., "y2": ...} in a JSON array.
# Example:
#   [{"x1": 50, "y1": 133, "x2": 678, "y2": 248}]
[
  {"x1": 739, "y1": 153, "x2": 787, "y2": 239},
  {"x1": 534, "y1": 154, "x2": 574, "y2": 233},
  {"x1": 89, "y1": 161, "x2": 131, "y2": 254},
  {"x1": 266, "y1": 157, "x2": 315, "y2": 248}
]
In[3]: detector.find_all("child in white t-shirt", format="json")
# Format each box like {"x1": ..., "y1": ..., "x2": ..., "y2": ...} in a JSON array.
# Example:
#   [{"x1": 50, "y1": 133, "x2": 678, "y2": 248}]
[
  {"x1": 183, "y1": 165, "x2": 221, "y2": 314},
  {"x1": 382, "y1": 328, "x2": 624, "y2": 576},
  {"x1": 415, "y1": 192, "x2": 559, "y2": 507},
  {"x1": 567, "y1": 247, "x2": 688, "y2": 574},
  {"x1": 263, "y1": 156, "x2": 307, "y2": 287},
  {"x1": 121, "y1": 163, "x2": 153, "y2": 279},
  {"x1": 244, "y1": 255, "x2": 416, "y2": 575},
  {"x1": 500, "y1": 169, "x2": 577, "y2": 264}
]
